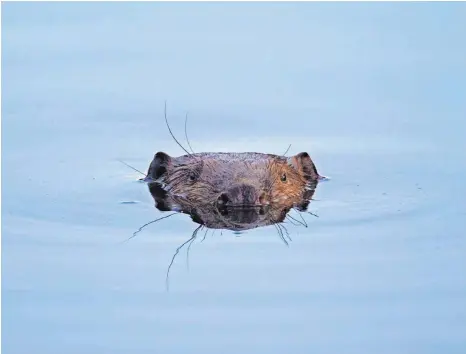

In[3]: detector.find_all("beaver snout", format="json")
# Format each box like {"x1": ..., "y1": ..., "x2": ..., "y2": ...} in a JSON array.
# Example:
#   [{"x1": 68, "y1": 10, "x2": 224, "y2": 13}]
[{"x1": 217, "y1": 184, "x2": 267, "y2": 206}]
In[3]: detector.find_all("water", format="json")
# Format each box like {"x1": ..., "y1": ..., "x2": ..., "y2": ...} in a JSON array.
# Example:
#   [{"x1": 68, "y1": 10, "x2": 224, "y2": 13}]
[{"x1": 2, "y1": 2, "x2": 466, "y2": 354}]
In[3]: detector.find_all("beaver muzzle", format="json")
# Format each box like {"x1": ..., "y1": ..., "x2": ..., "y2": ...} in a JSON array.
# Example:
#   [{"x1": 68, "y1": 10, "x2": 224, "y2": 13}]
[{"x1": 217, "y1": 184, "x2": 267, "y2": 207}]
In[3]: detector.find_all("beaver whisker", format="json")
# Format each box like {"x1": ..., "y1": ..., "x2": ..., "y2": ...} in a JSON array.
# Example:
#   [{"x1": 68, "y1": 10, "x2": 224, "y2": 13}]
[
  {"x1": 203, "y1": 227, "x2": 210, "y2": 241},
  {"x1": 278, "y1": 223, "x2": 292, "y2": 242},
  {"x1": 286, "y1": 214, "x2": 308, "y2": 228},
  {"x1": 282, "y1": 144, "x2": 292, "y2": 156},
  {"x1": 285, "y1": 216, "x2": 300, "y2": 226},
  {"x1": 285, "y1": 215, "x2": 304, "y2": 227},
  {"x1": 123, "y1": 213, "x2": 178, "y2": 243},
  {"x1": 272, "y1": 223, "x2": 289, "y2": 247},
  {"x1": 164, "y1": 100, "x2": 195, "y2": 158},
  {"x1": 297, "y1": 212, "x2": 309, "y2": 227},
  {"x1": 307, "y1": 211, "x2": 319, "y2": 218},
  {"x1": 200, "y1": 228, "x2": 214, "y2": 243},
  {"x1": 185, "y1": 226, "x2": 209, "y2": 271},
  {"x1": 166, "y1": 224, "x2": 203, "y2": 291},
  {"x1": 117, "y1": 159, "x2": 147, "y2": 178},
  {"x1": 184, "y1": 111, "x2": 196, "y2": 154},
  {"x1": 275, "y1": 224, "x2": 289, "y2": 247}
]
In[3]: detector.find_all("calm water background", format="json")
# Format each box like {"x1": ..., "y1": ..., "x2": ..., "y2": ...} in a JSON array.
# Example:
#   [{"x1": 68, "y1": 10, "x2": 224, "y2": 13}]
[{"x1": 2, "y1": 2, "x2": 466, "y2": 354}]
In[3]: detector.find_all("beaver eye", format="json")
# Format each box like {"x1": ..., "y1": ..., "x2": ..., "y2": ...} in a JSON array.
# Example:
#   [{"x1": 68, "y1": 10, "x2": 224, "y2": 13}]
[
  {"x1": 188, "y1": 172, "x2": 197, "y2": 182},
  {"x1": 280, "y1": 173, "x2": 287, "y2": 182}
]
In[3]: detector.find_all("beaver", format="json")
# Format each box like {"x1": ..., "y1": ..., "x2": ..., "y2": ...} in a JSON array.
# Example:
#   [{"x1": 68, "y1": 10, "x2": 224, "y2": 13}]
[{"x1": 144, "y1": 150, "x2": 323, "y2": 207}]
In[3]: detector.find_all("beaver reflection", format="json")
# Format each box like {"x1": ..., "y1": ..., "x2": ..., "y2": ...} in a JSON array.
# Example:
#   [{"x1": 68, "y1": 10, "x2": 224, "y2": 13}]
[
  {"x1": 139, "y1": 181, "x2": 319, "y2": 290},
  {"x1": 148, "y1": 181, "x2": 318, "y2": 234}
]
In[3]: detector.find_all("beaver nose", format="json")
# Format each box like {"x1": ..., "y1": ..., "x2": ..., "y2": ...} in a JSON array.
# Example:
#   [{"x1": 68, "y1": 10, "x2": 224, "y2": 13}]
[{"x1": 218, "y1": 184, "x2": 261, "y2": 206}]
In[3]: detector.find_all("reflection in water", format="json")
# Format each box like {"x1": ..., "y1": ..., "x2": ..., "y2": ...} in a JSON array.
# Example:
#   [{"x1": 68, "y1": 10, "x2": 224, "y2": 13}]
[
  {"x1": 148, "y1": 181, "x2": 318, "y2": 234},
  {"x1": 133, "y1": 180, "x2": 321, "y2": 289}
]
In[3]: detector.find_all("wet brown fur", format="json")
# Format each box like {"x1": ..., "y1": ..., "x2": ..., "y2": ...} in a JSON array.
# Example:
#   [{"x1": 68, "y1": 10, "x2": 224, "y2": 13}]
[{"x1": 146, "y1": 151, "x2": 322, "y2": 207}]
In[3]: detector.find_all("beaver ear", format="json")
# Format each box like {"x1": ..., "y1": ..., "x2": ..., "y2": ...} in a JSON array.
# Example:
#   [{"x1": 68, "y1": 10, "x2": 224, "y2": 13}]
[
  {"x1": 154, "y1": 151, "x2": 171, "y2": 165},
  {"x1": 287, "y1": 152, "x2": 320, "y2": 180},
  {"x1": 147, "y1": 151, "x2": 172, "y2": 180}
]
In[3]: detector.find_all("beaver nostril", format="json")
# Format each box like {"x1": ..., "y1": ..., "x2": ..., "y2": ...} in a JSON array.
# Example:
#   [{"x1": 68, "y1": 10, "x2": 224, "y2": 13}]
[{"x1": 218, "y1": 193, "x2": 230, "y2": 205}]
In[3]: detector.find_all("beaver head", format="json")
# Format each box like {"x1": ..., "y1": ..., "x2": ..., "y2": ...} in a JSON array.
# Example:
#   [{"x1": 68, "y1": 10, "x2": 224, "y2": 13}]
[{"x1": 145, "y1": 151, "x2": 322, "y2": 207}]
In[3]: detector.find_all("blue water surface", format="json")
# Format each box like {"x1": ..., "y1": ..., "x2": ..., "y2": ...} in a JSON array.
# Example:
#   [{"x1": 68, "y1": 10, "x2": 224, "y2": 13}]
[{"x1": 2, "y1": 2, "x2": 466, "y2": 354}]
